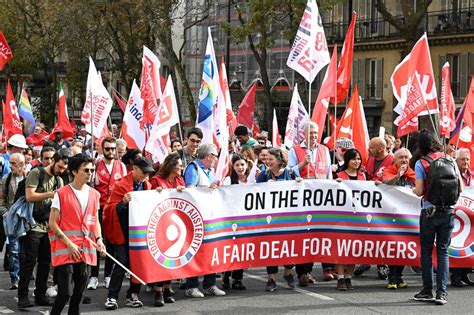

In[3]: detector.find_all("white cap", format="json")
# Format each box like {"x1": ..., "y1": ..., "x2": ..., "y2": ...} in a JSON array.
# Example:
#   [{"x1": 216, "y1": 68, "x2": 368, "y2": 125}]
[{"x1": 7, "y1": 134, "x2": 28, "y2": 149}]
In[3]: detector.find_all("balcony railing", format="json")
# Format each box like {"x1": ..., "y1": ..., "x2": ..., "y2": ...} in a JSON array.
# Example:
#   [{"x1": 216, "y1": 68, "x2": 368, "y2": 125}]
[{"x1": 324, "y1": 8, "x2": 474, "y2": 42}]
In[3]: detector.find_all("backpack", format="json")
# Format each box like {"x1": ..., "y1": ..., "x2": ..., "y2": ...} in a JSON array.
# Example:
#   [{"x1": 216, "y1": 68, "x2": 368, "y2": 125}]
[
  {"x1": 14, "y1": 167, "x2": 60, "y2": 223},
  {"x1": 422, "y1": 155, "x2": 460, "y2": 207}
]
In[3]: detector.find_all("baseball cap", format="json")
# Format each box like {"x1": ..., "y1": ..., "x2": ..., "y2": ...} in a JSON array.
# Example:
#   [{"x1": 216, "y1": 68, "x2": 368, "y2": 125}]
[
  {"x1": 7, "y1": 134, "x2": 28, "y2": 149},
  {"x1": 133, "y1": 157, "x2": 155, "y2": 173},
  {"x1": 335, "y1": 137, "x2": 354, "y2": 149}
]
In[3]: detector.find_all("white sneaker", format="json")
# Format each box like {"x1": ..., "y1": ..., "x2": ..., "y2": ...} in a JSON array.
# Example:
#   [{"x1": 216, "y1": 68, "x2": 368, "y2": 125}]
[
  {"x1": 185, "y1": 288, "x2": 204, "y2": 298},
  {"x1": 205, "y1": 285, "x2": 226, "y2": 296},
  {"x1": 103, "y1": 276, "x2": 111, "y2": 289},
  {"x1": 125, "y1": 293, "x2": 143, "y2": 308},
  {"x1": 125, "y1": 272, "x2": 130, "y2": 279},
  {"x1": 87, "y1": 277, "x2": 98, "y2": 290},
  {"x1": 105, "y1": 297, "x2": 118, "y2": 310},
  {"x1": 46, "y1": 286, "x2": 57, "y2": 298}
]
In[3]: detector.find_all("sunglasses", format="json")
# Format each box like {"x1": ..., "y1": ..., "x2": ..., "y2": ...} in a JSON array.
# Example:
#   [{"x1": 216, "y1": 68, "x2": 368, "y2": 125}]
[
  {"x1": 104, "y1": 147, "x2": 116, "y2": 151},
  {"x1": 83, "y1": 168, "x2": 95, "y2": 173}
]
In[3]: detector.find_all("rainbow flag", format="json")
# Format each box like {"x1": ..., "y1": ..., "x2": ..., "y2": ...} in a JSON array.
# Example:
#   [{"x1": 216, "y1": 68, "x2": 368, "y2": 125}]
[{"x1": 18, "y1": 88, "x2": 35, "y2": 135}]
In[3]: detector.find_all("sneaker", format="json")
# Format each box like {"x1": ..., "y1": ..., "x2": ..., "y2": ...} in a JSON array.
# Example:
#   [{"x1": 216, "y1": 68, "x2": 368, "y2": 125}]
[
  {"x1": 163, "y1": 288, "x2": 175, "y2": 303},
  {"x1": 105, "y1": 297, "x2": 118, "y2": 310},
  {"x1": 46, "y1": 286, "x2": 57, "y2": 298},
  {"x1": 232, "y1": 279, "x2": 246, "y2": 290},
  {"x1": 103, "y1": 276, "x2": 111, "y2": 289},
  {"x1": 205, "y1": 285, "x2": 226, "y2": 296},
  {"x1": 283, "y1": 274, "x2": 296, "y2": 289},
  {"x1": 397, "y1": 279, "x2": 408, "y2": 288},
  {"x1": 336, "y1": 278, "x2": 347, "y2": 291},
  {"x1": 17, "y1": 296, "x2": 34, "y2": 309},
  {"x1": 435, "y1": 291, "x2": 447, "y2": 305},
  {"x1": 387, "y1": 282, "x2": 397, "y2": 290},
  {"x1": 10, "y1": 279, "x2": 18, "y2": 290},
  {"x1": 87, "y1": 276, "x2": 98, "y2": 290},
  {"x1": 154, "y1": 291, "x2": 164, "y2": 307},
  {"x1": 185, "y1": 288, "x2": 204, "y2": 298},
  {"x1": 345, "y1": 278, "x2": 354, "y2": 290},
  {"x1": 323, "y1": 270, "x2": 334, "y2": 281},
  {"x1": 125, "y1": 293, "x2": 143, "y2": 308},
  {"x1": 265, "y1": 279, "x2": 277, "y2": 292},
  {"x1": 298, "y1": 274, "x2": 310, "y2": 287},
  {"x1": 377, "y1": 265, "x2": 389, "y2": 280},
  {"x1": 354, "y1": 264, "x2": 371, "y2": 276},
  {"x1": 307, "y1": 273, "x2": 317, "y2": 284},
  {"x1": 413, "y1": 289, "x2": 435, "y2": 301},
  {"x1": 461, "y1": 274, "x2": 474, "y2": 286}
]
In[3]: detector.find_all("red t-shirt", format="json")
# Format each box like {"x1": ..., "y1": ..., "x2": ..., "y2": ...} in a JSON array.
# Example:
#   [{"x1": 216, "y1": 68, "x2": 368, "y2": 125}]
[{"x1": 149, "y1": 174, "x2": 185, "y2": 189}]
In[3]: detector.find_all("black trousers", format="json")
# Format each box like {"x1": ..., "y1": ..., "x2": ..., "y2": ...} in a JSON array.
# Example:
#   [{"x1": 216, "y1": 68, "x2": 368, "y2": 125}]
[
  {"x1": 267, "y1": 265, "x2": 294, "y2": 274},
  {"x1": 50, "y1": 263, "x2": 90, "y2": 315},
  {"x1": 388, "y1": 265, "x2": 404, "y2": 283},
  {"x1": 296, "y1": 263, "x2": 314, "y2": 277},
  {"x1": 224, "y1": 269, "x2": 244, "y2": 280},
  {"x1": 108, "y1": 244, "x2": 140, "y2": 299},
  {"x1": 91, "y1": 209, "x2": 115, "y2": 278},
  {"x1": 18, "y1": 231, "x2": 50, "y2": 299}
]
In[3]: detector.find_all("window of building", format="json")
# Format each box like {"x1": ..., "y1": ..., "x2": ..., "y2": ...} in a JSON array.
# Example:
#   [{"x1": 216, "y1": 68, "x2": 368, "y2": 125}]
[{"x1": 366, "y1": 58, "x2": 383, "y2": 100}]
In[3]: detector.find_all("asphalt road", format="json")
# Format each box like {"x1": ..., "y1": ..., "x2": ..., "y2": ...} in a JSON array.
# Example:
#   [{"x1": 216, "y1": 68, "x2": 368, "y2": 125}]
[{"x1": 1, "y1": 258, "x2": 474, "y2": 314}]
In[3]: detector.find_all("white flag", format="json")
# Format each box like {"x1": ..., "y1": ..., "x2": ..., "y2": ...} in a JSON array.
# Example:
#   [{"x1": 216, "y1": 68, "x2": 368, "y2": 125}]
[
  {"x1": 81, "y1": 57, "x2": 113, "y2": 138},
  {"x1": 122, "y1": 80, "x2": 145, "y2": 150},
  {"x1": 145, "y1": 75, "x2": 180, "y2": 163},
  {"x1": 287, "y1": 0, "x2": 330, "y2": 83},
  {"x1": 284, "y1": 83, "x2": 309, "y2": 148}
]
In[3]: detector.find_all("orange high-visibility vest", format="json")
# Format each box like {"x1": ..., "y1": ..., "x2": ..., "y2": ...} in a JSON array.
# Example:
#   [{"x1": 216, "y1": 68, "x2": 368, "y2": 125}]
[
  {"x1": 49, "y1": 185, "x2": 100, "y2": 267},
  {"x1": 95, "y1": 159, "x2": 127, "y2": 208},
  {"x1": 294, "y1": 144, "x2": 329, "y2": 179}
]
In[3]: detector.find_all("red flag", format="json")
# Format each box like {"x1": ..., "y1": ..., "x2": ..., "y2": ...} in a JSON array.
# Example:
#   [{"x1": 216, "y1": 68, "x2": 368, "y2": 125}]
[
  {"x1": 0, "y1": 32, "x2": 13, "y2": 70},
  {"x1": 311, "y1": 44, "x2": 338, "y2": 142},
  {"x1": 113, "y1": 90, "x2": 127, "y2": 113},
  {"x1": 395, "y1": 74, "x2": 427, "y2": 130},
  {"x1": 252, "y1": 119, "x2": 261, "y2": 138},
  {"x1": 439, "y1": 62, "x2": 456, "y2": 138},
  {"x1": 140, "y1": 57, "x2": 160, "y2": 126},
  {"x1": 391, "y1": 34, "x2": 438, "y2": 115},
  {"x1": 70, "y1": 118, "x2": 77, "y2": 134},
  {"x1": 397, "y1": 117, "x2": 419, "y2": 138},
  {"x1": 331, "y1": 12, "x2": 356, "y2": 105},
  {"x1": 463, "y1": 75, "x2": 474, "y2": 128},
  {"x1": 219, "y1": 57, "x2": 238, "y2": 135},
  {"x1": 4, "y1": 81, "x2": 23, "y2": 137},
  {"x1": 237, "y1": 83, "x2": 256, "y2": 129},
  {"x1": 326, "y1": 86, "x2": 369, "y2": 164},
  {"x1": 329, "y1": 113, "x2": 338, "y2": 134}
]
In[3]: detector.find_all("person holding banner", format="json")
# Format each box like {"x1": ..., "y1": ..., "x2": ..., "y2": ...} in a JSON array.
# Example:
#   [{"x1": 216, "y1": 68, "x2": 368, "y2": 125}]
[
  {"x1": 102, "y1": 157, "x2": 154, "y2": 310},
  {"x1": 335, "y1": 148, "x2": 366, "y2": 291},
  {"x1": 149, "y1": 152, "x2": 185, "y2": 306},
  {"x1": 381, "y1": 148, "x2": 415, "y2": 290},
  {"x1": 413, "y1": 130, "x2": 463, "y2": 305},
  {"x1": 48, "y1": 154, "x2": 106, "y2": 315},
  {"x1": 221, "y1": 154, "x2": 250, "y2": 290},
  {"x1": 177, "y1": 127, "x2": 203, "y2": 170},
  {"x1": 287, "y1": 122, "x2": 334, "y2": 284},
  {"x1": 257, "y1": 148, "x2": 300, "y2": 292},
  {"x1": 183, "y1": 144, "x2": 225, "y2": 298}
]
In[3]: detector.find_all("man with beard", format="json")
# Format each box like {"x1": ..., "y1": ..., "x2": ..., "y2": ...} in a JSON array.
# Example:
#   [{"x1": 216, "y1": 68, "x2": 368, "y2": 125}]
[
  {"x1": 88, "y1": 137, "x2": 127, "y2": 290},
  {"x1": 18, "y1": 149, "x2": 70, "y2": 308}
]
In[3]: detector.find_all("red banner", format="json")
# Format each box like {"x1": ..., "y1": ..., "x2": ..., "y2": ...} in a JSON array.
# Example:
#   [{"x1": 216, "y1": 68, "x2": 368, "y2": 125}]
[{"x1": 0, "y1": 32, "x2": 13, "y2": 70}]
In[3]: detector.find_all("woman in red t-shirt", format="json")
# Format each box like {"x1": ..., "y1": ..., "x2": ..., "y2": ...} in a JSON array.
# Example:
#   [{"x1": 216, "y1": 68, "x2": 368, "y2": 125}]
[
  {"x1": 335, "y1": 149, "x2": 366, "y2": 291},
  {"x1": 148, "y1": 153, "x2": 184, "y2": 306}
]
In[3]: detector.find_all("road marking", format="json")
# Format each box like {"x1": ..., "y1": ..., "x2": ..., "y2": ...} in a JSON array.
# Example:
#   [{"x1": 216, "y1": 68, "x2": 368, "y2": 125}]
[
  {"x1": 0, "y1": 306, "x2": 14, "y2": 313},
  {"x1": 244, "y1": 272, "x2": 335, "y2": 301}
]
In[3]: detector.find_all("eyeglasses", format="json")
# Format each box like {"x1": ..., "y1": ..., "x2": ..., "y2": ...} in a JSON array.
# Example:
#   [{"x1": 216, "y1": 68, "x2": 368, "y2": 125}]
[
  {"x1": 189, "y1": 139, "x2": 201, "y2": 144},
  {"x1": 83, "y1": 168, "x2": 95, "y2": 173},
  {"x1": 104, "y1": 147, "x2": 116, "y2": 151},
  {"x1": 210, "y1": 153, "x2": 218, "y2": 158}
]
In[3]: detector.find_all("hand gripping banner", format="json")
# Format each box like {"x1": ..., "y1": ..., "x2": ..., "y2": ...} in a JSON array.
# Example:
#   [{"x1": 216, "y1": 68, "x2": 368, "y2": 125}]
[{"x1": 129, "y1": 181, "x2": 474, "y2": 283}]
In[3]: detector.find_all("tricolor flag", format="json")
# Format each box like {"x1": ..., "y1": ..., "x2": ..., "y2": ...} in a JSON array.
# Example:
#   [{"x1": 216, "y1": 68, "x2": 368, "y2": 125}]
[
  {"x1": 122, "y1": 80, "x2": 146, "y2": 150},
  {"x1": 287, "y1": 0, "x2": 330, "y2": 83},
  {"x1": 18, "y1": 88, "x2": 35, "y2": 136},
  {"x1": 196, "y1": 27, "x2": 219, "y2": 144},
  {"x1": 51, "y1": 81, "x2": 75, "y2": 139}
]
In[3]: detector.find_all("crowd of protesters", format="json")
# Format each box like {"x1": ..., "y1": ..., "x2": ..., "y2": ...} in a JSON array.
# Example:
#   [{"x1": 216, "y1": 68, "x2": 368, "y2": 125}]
[{"x1": 0, "y1": 120, "x2": 470, "y2": 313}]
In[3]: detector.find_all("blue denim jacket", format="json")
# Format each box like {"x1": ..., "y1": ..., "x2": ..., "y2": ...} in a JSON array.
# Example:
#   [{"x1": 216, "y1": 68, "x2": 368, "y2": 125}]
[{"x1": 2, "y1": 196, "x2": 36, "y2": 238}]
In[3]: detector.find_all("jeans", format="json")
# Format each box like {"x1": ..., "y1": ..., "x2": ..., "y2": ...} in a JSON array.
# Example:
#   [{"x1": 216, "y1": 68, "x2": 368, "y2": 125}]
[
  {"x1": 108, "y1": 244, "x2": 140, "y2": 299},
  {"x1": 18, "y1": 231, "x2": 51, "y2": 299},
  {"x1": 7, "y1": 236, "x2": 20, "y2": 281},
  {"x1": 187, "y1": 274, "x2": 216, "y2": 290},
  {"x1": 419, "y1": 207, "x2": 454, "y2": 294},
  {"x1": 50, "y1": 263, "x2": 90, "y2": 315}
]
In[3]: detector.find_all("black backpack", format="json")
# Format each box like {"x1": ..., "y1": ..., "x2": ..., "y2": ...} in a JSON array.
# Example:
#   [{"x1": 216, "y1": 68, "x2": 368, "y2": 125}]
[
  {"x1": 422, "y1": 155, "x2": 460, "y2": 207},
  {"x1": 13, "y1": 167, "x2": 60, "y2": 223}
]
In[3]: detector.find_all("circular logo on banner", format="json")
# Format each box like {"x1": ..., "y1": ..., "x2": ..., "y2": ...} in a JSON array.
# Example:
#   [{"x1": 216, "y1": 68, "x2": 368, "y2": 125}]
[
  {"x1": 449, "y1": 197, "x2": 474, "y2": 258},
  {"x1": 146, "y1": 198, "x2": 204, "y2": 269}
]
